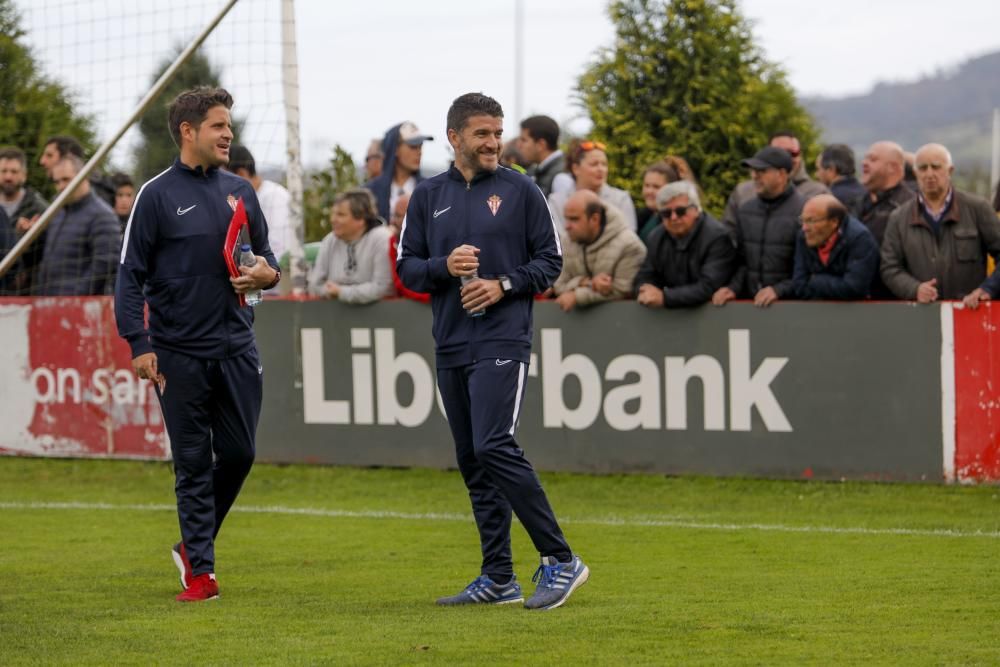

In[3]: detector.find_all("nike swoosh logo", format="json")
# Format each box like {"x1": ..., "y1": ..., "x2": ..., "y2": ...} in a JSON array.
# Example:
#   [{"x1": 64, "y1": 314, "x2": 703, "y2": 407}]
[
  {"x1": 433, "y1": 206, "x2": 451, "y2": 219},
  {"x1": 176, "y1": 205, "x2": 197, "y2": 216},
  {"x1": 495, "y1": 359, "x2": 512, "y2": 366}
]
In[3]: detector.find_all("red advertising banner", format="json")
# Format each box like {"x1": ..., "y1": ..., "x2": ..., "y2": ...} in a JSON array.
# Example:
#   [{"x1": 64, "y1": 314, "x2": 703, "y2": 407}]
[
  {"x1": 952, "y1": 302, "x2": 1000, "y2": 481},
  {"x1": 0, "y1": 297, "x2": 167, "y2": 459}
]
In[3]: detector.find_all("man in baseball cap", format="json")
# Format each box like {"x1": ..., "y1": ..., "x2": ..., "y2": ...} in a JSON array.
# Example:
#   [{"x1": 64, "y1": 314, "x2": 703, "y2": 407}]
[{"x1": 364, "y1": 121, "x2": 435, "y2": 219}]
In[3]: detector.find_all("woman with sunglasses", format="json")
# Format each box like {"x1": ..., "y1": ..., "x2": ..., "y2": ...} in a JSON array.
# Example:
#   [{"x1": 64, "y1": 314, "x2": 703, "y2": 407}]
[
  {"x1": 547, "y1": 140, "x2": 637, "y2": 232},
  {"x1": 307, "y1": 188, "x2": 394, "y2": 303}
]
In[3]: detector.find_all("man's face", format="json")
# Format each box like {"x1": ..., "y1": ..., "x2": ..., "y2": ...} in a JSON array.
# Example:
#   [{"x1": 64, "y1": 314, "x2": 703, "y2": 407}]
[
  {"x1": 516, "y1": 128, "x2": 542, "y2": 165},
  {"x1": 390, "y1": 195, "x2": 409, "y2": 236},
  {"x1": 395, "y1": 142, "x2": 423, "y2": 175},
  {"x1": 449, "y1": 114, "x2": 502, "y2": 176},
  {"x1": 51, "y1": 161, "x2": 86, "y2": 202},
  {"x1": 800, "y1": 200, "x2": 838, "y2": 248},
  {"x1": 365, "y1": 147, "x2": 384, "y2": 180},
  {"x1": 751, "y1": 166, "x2": 788, "y2": 198},
  {"x1": 659, "y1": 195, "x2": 698, "y2": 238},
  {"x1": 39, "y1": 143, "x2": 61, "y2": 175},
  {"x1": 0, "y1": 158, "x2": 26, "y2": 198},
  {"x1": 114, "y1": 185, "x2": 136, "y2": 217},
  {"x1": 188, "y1": 105, "x2": 233, "y2": 168},
  {"x1": 815, "y1": 156, "x2": 837, "y2": 187},
  {"x1": 915, "y1": 147, "x2": 953, "y2": 200},
  {"x1": 770, "y1": 136, "x2": 801, "y2": 173},
  {"x1": 861, "y1": 144, "x2": 900, "y2": 193},
  {"x1": 563, "y1": 198, "x2": 600, "y2": 244}
]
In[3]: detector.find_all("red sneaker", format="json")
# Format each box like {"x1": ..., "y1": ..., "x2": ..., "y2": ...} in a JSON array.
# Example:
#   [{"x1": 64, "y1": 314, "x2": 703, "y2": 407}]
[
  {"x1": 171, "y1": 542, "x2": 193, "y2": 590},
  {"x1": 175, "y1": 573, "x2": 219, "y2": 602}
]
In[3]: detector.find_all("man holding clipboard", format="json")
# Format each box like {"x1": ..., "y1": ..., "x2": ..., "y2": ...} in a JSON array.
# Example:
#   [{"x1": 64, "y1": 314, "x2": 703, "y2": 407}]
[{"x1": 115, "y1": 87, "x2": 279, "y2": 602}]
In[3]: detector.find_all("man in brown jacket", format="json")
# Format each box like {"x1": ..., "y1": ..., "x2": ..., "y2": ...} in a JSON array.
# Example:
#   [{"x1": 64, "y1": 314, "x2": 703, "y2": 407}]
[
  {"x1": 880, "y1": 143, "x2": 1000, "y2": 302},
  {"x1": 552, "y1": 190, "x2": 646, "y2": 311}
]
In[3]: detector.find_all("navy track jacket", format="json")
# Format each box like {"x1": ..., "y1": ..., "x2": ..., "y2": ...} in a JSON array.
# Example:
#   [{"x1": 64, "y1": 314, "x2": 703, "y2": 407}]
[
  {"x1": 396, "y1": 164, "x2": 562, "y2": 368},
  {"x1": 115, "y1": 159, "x2": 278, "y2": 360}
]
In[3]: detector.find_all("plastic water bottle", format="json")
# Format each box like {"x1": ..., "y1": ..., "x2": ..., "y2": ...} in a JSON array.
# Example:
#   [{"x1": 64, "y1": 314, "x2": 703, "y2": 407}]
[
  {"x1": 461, "y1": 271, "x2": 484, "y2": 318},
  {"x1": 239, "y1": 244, "x2": 263, "y2": 307}
]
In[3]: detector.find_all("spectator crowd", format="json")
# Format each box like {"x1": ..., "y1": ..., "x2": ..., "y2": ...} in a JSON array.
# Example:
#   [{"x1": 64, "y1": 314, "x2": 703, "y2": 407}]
[{"x1": 4, "y1": 114, "x2": 1000, "y2": 313}]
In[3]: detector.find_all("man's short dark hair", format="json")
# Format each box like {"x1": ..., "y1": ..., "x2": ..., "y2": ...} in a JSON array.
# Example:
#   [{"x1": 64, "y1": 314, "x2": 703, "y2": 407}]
[
  {"x1": 44, "y1": 135, "x2": 85, "y2": 159},
  {"x1": 228, "y1": 144, "x2": 256, "y2": 176},
  {"x1": 583, "y1": 198, "x2": 607, "y2": 229},
  {"x1": 167, "y1": 86, "x2": 234, "y2": 148},
  {"x1": 520, "y1": 115, "x2": 559, "y2": 151},
  {"x1": 0, "y1": 146, "x2": 27, "y2": 167},
  {"x1": 110, "y1": 172, "x2": 134, "y2": 190},
  {"x1": 825, "y1": 198, "x2": 848, "y2": 225},
  {"x1": 447, "y1": 92, "x2": 504, "y2": 133},
  {"x1": 820, "y1": 144, "x2": 856, "y2": 177}
]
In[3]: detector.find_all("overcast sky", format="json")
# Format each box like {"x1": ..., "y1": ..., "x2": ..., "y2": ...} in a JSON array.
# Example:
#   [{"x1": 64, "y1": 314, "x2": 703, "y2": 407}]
[{"x1": 18, "y1": 0, "x2": 1000, "y2": 173}]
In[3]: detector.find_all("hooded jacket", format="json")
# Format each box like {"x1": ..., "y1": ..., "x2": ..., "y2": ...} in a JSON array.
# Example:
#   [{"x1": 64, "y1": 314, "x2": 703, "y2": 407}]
[
  {"x1": 397, "y1": 164, "x2": 562, "y2": 368},
  {"x1": 364, "y1": 123, "x2": 427, "y2": 220}
]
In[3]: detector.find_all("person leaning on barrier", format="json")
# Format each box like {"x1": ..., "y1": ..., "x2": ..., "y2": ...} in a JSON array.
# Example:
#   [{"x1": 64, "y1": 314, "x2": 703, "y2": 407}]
[
  {"x1": 792, "y1": 194, "x2": 879, "y2": 300},
  {"x1": 635, "y1": 180, "x2": 735, "y2": 308},
  {"x1": 307, "y1": 188, "x2": 393, "y2": 304},
  {"x1": 552, "y1": 190, "x2": 646, "y2": 312},
  {"x1": 713, "y1": 146, "x2": 805, "y2": 308},
  {"x1": 881, "y1": 143, "x2": 1000, "y2": 304}
]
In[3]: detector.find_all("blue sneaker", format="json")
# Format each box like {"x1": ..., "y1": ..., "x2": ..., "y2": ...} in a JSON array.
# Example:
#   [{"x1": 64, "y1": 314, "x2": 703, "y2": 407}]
[
  {"x1": 524, "y1": 555, "x2": 589, "y2": 610},
  {"x1": 436, "y1": 575, "x2": 524, "y2": 606}
]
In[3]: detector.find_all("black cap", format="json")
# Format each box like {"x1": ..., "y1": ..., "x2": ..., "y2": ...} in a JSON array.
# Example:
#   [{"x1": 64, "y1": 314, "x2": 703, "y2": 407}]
[{"x1": 741, "y1": 146, "x2": 793, "y2": 171}]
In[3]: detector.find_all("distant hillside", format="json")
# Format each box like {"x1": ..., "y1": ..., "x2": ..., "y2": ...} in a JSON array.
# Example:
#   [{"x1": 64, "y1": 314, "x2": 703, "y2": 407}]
[{"x1": 803, "y1": 51, "x2": 1000, "y2": 172}]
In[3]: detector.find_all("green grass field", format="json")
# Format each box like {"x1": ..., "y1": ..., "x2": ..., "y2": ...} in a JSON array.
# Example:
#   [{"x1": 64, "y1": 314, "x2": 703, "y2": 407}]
[{"x1": 2, "y1": 457, "x2": 1000, "y2": 665}]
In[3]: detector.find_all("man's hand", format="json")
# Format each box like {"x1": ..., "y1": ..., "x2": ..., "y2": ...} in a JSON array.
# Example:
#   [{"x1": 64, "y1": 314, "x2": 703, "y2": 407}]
[
  {"x1": 447, "y1": 244, "x2": 480, "y2": 278},
  {"x1": 754, "y1": 286, "x2": 779, "y2": 308},
  {"x1": 461, "y1": 278, "x2": 503, "y2": 314},
  {"x1": 916, "y1": 278, "x2": 939, "y2": 304},
  {"x1": 637, "y1": 283, "x2": 665, "y2": 308},
  {"x1": 555, "y1": 290, "x2": 578, "y2": 312},
  {"x1": 963, "y1": 287, "x2": 990, "y2": 310},
  {"x1": 712, "y1": 286, "x2": 736, "y2": 306},
  {"x1": 16, "y1": 215, "x2": 38, "y2": 234},
  {"x1": 231, "y1": 256, "x2": 276, "y2": 293},
  {"x1": 591, "y1": 273, "x2": 613, "y2": 296},
  {"x1": 324, "y1": 281, "x2": 341, "y2": 299},
  {"x1": 132, "y1": 352, "x2": 165, "y2": 394}
]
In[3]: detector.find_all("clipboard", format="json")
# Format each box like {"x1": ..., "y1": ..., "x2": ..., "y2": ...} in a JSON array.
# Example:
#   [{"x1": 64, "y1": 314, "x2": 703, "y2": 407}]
[{"x1": 222, "y1": 197, "x2": 251, "y2": 307}]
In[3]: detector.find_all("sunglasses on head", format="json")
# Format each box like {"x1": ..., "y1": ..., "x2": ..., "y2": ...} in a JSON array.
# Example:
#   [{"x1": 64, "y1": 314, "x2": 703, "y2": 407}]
[
  {"x1": 578, "y1": 140, "x2": 606, "y2": 152},
  {"x1": 659, "y1": 205, "x2": 693, "y2": 219}
]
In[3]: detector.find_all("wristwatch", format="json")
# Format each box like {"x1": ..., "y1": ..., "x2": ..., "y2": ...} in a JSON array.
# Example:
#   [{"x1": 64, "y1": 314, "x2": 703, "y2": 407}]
[{"x1": 499, "y1": 275, "x2": 513, "y2": 296}]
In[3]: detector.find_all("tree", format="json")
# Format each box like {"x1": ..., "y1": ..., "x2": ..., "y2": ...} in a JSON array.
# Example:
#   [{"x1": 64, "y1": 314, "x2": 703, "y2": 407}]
[
  {"x1": 133, "y1": 48, "x2": 243, "y2": 182},
  {"x1": 303, "y1": 145, "x2": 358, "y2": 243},
  {"x1": 0, "y1": 0, "x2": 96, "y2": 194},
  {"x1": 577, "y1": 0, "x2": 820, "y2": 213}
]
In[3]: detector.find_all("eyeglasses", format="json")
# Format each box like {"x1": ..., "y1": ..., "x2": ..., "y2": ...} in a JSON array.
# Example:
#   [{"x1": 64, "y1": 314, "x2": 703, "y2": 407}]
[
  {"x1": 365, "y1": 154, "x2": 382, "y2": 162},
  {"x1": 798, "y1": 216, "x2": 828, "y2": 226},
  {"x1": 659, "y1": 205, "x2": 693, "y2": 219},
  {"x1": 579, "y1": 140, "x2": 606, "y2": 152}
]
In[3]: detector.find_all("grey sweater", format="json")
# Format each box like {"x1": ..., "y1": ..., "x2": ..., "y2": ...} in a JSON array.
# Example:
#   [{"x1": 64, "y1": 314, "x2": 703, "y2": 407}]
[{"x1": 307, "y1": 224, "x2": 393, "y2": 303}]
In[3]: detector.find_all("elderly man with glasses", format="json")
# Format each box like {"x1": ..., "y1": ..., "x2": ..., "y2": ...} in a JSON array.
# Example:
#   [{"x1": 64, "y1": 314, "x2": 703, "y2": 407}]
[
  {"x1": 634, "y1": 180, "x2": 735, "y2": 308},
  {"x1": 791, "y1": 194, "x2": 879, "y2": 300}
]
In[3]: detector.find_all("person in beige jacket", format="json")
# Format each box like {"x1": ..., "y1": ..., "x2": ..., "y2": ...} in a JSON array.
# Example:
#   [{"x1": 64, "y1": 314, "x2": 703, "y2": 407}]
[{"x1": 552, "y1": 190, "x2": 646, "y2": 311}]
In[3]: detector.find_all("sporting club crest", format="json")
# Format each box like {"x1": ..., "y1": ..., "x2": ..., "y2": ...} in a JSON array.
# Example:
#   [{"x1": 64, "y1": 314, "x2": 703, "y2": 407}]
[
  {"x1": 487, "y1": 194, "x2": 502, "y2": 216},
  {"x1": 226, "y1": 194, "x2": 238, "y2": 212}
]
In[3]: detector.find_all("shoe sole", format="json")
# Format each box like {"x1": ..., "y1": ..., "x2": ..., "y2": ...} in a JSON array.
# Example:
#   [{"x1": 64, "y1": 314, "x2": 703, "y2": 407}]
[
  {"x1": 171, "y1": 548, "x2": 189, "y2": 590},
  {"x1": 436, "y1": 597, "x2": 524, "y2": 606},
  {"x1": 530, "y1": 565, "x2": 590, "y2": 611}
]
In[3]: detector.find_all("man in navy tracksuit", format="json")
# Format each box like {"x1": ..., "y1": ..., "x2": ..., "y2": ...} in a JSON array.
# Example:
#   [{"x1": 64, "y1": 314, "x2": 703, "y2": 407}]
[
  {"x1": 115, "y1": 87, "x2": 279, "y2": 602},
  {"x1": 397, "y1": 92, "x2": 589, "y2": 611}
]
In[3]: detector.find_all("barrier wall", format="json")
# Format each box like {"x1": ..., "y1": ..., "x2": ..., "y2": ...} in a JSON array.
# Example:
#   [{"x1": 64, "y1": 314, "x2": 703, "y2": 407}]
[{"x1": 0, "y1": 296, "x2": 997, "y2": 482}]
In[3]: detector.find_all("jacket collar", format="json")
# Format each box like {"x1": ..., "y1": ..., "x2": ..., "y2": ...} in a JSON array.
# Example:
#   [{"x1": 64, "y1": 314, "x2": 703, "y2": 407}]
[
  {"x1": 909, "y1": 188, "x2": 959, "y2": 227},
  {"x1": 174, "y1": 157, "x2": 219, "y2": 178},
  {"x1": 447, "y1": 163, "x2": 495, "y2": 186}
]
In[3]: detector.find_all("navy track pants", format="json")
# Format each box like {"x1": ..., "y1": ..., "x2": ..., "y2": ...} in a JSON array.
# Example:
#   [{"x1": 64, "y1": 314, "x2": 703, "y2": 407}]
[
  {"x1": 154, "y1": 346, "x2": 262, "y2": 575},
  {"x1": 437, "y1": 358, "x2": 572, "y2": 581}
]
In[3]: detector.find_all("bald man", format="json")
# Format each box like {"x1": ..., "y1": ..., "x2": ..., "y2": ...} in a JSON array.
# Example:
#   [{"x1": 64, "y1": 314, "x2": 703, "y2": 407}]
[
  {"x1": 859, "y1": 141, "x2": 915, "y2": 246},
  {"x1": 881, "y1": 143, "x2": 1000, "y2": 303},
  {"x1": 791, "y1": 194, "x2": 879, "y2": 300},
  {"x1": 552, "y1": 190, "x2": 646, "y2": 311}
]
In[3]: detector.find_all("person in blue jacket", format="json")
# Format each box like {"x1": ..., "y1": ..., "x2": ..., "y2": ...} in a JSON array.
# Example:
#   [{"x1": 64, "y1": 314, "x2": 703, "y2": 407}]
[
  {"x1": 397, "y1": 92, "x2": 589, "y2": 611},
  {"x1": 115, "y1": 87, "x2": 280, "y2": 602},
  {"x1": 791, "y1": 193, "x2": 880, "y2": 300},
  {"x1": 364, "y1": 121, "x2": 434, "y2": 221}
]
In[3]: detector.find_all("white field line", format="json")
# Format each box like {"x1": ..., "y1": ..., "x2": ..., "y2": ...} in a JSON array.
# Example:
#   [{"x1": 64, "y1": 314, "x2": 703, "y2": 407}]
[{"x1": 1, "y1": 500, "x2": 998, "y2": 540}]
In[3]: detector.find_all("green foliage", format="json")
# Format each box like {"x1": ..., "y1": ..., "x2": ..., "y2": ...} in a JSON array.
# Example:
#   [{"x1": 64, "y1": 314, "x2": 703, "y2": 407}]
[
  {"x1": 577, "y1": 0, "x2": 820, "y2": 214},
  {"x1": 0, "y1": 0, "x2": 96, "y2": 194},
  {"x1": 133, "y1": 48, "x2": 244, "y2": 182},
  {"x1": 3, "y1": 458, "x2": 1000, "y2": 663},
  {"x1": 303, "y1": 145, "x2": 358, "y2": 243}
]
